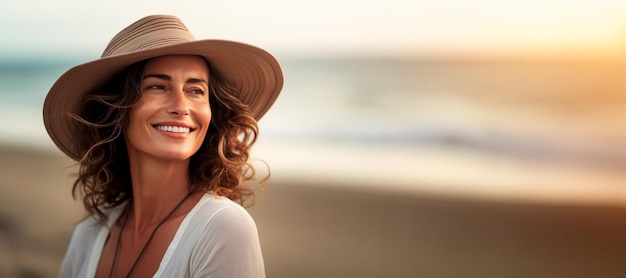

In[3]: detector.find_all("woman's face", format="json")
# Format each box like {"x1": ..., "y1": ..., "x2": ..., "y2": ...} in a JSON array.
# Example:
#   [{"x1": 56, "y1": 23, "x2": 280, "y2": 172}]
[{"x1": 125, "y1": 55, "x2": 211, "y2": 162}]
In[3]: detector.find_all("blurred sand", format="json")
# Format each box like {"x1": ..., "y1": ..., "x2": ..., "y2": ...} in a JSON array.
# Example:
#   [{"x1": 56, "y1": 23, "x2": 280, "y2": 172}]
[{"x1": 2, "y1": 146, "x2": 626, "y2": 277}]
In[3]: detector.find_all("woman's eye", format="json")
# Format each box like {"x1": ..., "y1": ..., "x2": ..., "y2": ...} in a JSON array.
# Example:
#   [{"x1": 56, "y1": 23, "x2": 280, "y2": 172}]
[
  {"x1": 146, "y1": 84, "x2": 165, "y2": 90},
  {"x1": 188, "y1": 88, "x2": 205, "y2": 95}
]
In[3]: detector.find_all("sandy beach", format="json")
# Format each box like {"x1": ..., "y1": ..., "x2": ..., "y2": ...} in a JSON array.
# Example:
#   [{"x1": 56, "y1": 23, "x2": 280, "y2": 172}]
[{"x1": 2, "y1": 145, "x2": 626, "y2": 278}]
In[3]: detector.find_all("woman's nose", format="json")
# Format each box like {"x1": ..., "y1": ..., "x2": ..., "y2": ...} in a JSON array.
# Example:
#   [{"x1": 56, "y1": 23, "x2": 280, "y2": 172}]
[{"x1": 166, "y1": 89, "x2": 190, "y2": 115}]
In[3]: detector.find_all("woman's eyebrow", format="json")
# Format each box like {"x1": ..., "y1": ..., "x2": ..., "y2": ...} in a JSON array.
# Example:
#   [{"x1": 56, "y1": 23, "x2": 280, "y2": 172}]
[
  {"x1": 186, "y1": 78, "x2": 208, "y2": 85},
  {"x1": 143, "y1": 74, "x2": 207, "y2": 85},
  {"x1": 143, "y1": 73, "x2": 171, "y2": 80}
]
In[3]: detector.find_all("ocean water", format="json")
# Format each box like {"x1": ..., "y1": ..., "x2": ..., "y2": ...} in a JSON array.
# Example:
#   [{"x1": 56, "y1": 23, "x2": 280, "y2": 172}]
[{"x1": 1, "y1": 55, "x2": 626, "y2": 203}]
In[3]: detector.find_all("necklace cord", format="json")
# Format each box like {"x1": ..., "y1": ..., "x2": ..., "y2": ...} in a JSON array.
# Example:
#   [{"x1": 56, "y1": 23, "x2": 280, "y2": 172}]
[
  {"x1": 109, "y1": 192, "x2": 193, "y2": 278},
  {"x1": 108, "y1": 203, "x2": 129, "y2": 278}
]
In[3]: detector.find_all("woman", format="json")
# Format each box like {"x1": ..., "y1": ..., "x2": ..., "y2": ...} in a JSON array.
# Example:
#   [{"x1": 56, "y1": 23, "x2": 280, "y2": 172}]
[{"x1": 43, "y1": 15, "x2": 283, "y2": 277}]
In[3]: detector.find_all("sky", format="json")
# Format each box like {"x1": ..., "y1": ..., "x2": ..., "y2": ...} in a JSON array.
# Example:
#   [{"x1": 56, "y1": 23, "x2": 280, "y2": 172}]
[{"x1": 2, "y1": 0, "x2": 626, "y2": 58}]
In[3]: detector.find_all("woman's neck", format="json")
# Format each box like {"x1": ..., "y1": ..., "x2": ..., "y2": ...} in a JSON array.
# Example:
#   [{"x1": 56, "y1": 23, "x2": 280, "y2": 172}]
[{"x1": 127, "y1": 154, "x2": 191, "y2": 237}]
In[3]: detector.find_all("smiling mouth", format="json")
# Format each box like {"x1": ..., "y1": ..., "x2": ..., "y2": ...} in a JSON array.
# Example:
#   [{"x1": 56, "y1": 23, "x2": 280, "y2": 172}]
[{"x1": 154, "y1": 125, "x2": 192, "y2": 133}]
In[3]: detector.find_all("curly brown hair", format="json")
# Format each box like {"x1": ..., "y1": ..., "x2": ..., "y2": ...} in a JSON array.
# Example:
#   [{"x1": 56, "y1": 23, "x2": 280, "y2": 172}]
[{"x1": 70, "y1": 56, "x2": 264, "y2": 221}]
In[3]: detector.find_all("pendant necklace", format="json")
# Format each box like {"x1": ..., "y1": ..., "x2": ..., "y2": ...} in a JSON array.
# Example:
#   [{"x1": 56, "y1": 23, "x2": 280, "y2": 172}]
[{"x1": 109, "y1": 192, "x2": 192, "y2": 278}]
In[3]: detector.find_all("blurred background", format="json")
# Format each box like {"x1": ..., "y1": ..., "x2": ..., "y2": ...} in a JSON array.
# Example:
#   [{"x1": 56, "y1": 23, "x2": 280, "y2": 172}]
[{"x1": 2, "y1": 0, "x2": 626, "y2": 277}]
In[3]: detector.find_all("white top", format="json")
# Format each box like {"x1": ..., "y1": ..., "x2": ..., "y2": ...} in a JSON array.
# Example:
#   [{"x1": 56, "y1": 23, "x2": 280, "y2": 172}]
[{"x1": 60, "y1": 193, "x2": 265, "y2": 278}]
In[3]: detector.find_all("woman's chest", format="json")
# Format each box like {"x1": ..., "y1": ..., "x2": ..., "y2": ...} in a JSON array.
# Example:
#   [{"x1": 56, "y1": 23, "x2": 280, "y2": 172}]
[{"x1": 94, "y1": 216, "x2": 186, "y2": 278}]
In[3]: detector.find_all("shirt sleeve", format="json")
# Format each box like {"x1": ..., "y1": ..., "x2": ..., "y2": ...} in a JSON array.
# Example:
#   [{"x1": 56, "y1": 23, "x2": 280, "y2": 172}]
[
  {"x1": 59, "y1": 218, "x2": 98, "y2": 278},
  {"x1": 59, "y1": 226, "x2": 80, "y2": 277},
  {"x1": 59, "y1": 207, "x2": 122, "y2": 278},
  {"x1": 189, "y1": 202, "x2": 266, "y2": 278}
]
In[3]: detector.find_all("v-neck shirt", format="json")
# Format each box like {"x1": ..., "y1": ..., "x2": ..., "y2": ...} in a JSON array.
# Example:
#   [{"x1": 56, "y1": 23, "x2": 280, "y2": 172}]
[{"x1": 60, "y1": 193, "x2": 265, "y2": 277}]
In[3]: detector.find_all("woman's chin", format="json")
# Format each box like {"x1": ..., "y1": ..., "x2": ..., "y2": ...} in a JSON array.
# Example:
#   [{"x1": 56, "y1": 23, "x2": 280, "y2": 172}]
[
  {"x1": 156, "y1": 149, "x2": 197, "y2": 161},
  {"x1": 134, "y1": 145, "x2": 199, "y2": 162}
]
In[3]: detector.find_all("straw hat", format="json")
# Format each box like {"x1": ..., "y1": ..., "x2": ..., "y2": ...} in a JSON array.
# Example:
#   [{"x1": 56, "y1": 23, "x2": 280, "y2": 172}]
[{"x1": 43, "y1": 15, "x2": 283, "y2": 160}]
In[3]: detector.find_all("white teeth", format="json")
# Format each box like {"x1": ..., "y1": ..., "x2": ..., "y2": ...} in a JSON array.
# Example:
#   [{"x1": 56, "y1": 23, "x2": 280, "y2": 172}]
[{"x1": 155, "y1": 125, "x2": 190, "y2": 133}]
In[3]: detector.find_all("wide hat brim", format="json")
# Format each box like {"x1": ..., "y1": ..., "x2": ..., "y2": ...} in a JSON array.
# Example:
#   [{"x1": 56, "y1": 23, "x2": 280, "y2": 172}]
[{"x1": 43, "y1": 38, "x2": 283, "y2": 161}]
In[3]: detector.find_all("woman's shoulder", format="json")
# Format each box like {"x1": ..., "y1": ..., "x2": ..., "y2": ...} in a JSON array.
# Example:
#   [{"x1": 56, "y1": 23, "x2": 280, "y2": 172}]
[
  {"x1": 183, "y1": 193, "x2": 258, "y2": 237},
  {"x1": 165, "y1": 193, "x2": 264, "y2": 277},
  {"x1": 191, "y1": 193, "x2": 256, "y2": 224},
  {"x1": 73, "y1": 203, "x2": 127, "y2": 236},
  {"x1": 60, "y1": 204, "x2": 126, "y2": 277}
]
